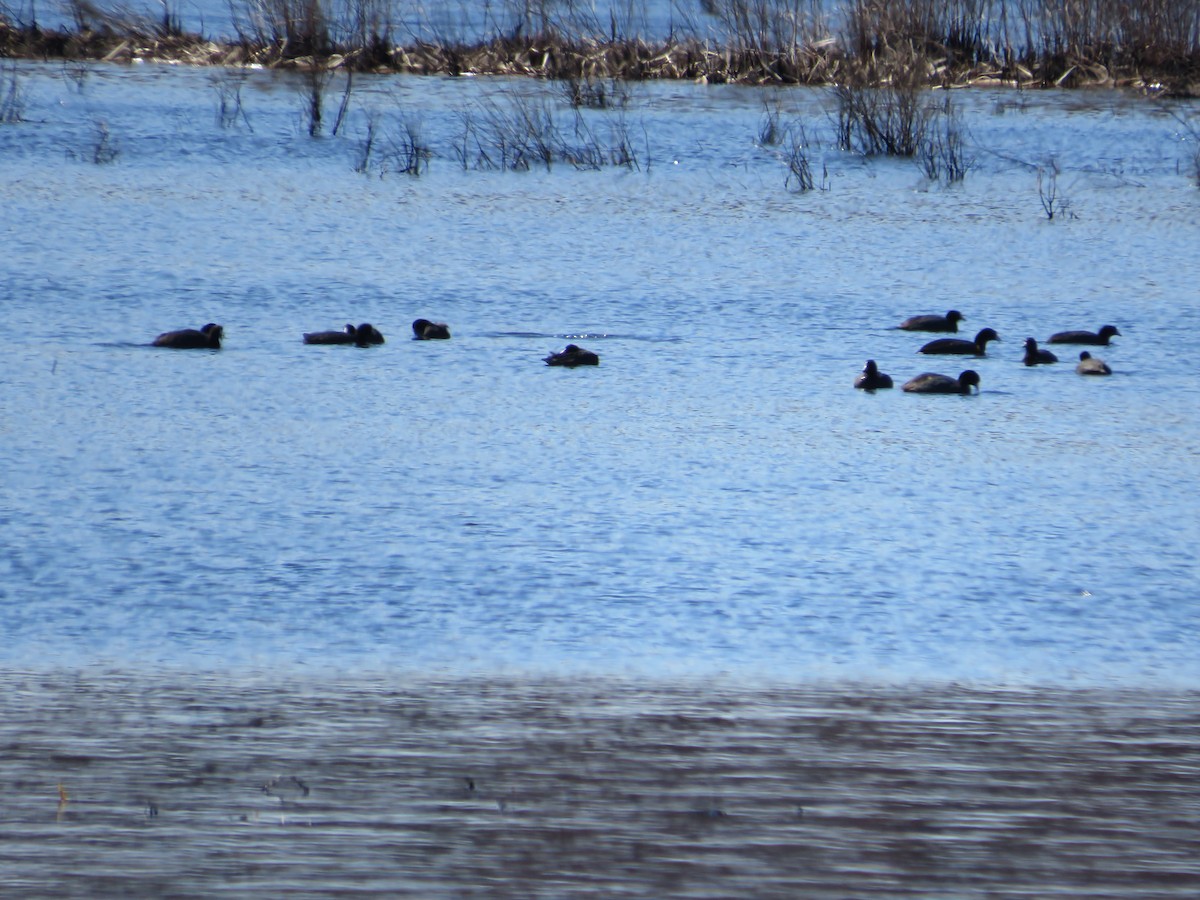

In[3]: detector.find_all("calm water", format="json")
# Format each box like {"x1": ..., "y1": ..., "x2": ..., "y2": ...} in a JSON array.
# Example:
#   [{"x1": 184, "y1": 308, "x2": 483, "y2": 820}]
[{"x1": 2, "y1": 56, "x2": 1200, "y2": 896}]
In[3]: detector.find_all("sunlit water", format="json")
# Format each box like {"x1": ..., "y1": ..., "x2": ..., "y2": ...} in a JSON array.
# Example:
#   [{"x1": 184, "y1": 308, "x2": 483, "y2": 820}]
[
  {"x1": 4, "y1": 62, "x2": 1198, "y2": 684},
  {"x1": 2, "y1": 58, "x2": 1200, "y2": 896}
]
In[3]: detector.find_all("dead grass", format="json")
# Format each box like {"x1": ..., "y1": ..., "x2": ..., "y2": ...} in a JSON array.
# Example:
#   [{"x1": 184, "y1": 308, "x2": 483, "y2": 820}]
[
  {"x1": 1, "y1": 60, "x2": 26, "y2": 123},
  {"x1": 1, "y1": 0, "x2": 1198, "y2": 94}
]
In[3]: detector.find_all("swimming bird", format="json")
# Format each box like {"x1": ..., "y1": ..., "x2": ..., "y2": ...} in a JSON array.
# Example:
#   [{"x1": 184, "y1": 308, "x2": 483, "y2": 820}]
[
  {"x1": 353, "y1": 323, "x2": 385, "y2": 346},
  {"x1": 854, "y1": 359, "x2": 893, "y2": 390},
  {"x1": 918, "y1": 328, "x2": 1000, "y2": 356},
  {"x1": 303, "y1": 324, "x2": 357, "y2": 344},
  {"x1": 1023, "y1": 337, "x2": 1058, "y2": 366},
  {"x1": 412, "y1": 318, "x2": 451, "y2": 340},
  {"x1": 902, "y1": 370, "x2": 981, "y2": 394},
  {"x1": 152, "y1": 323, "x2": 223, "y2": 349},
  {"x1": 1076, "y1": 351, "x2": 1112, "y2": 375},
  {"x1": 1048, "y1": 324, "x2": 1121, "y2": 345},
  {"x1": 898, "y1": 310, "x2": 964, "y2": 333},
  {"x1": 544, "y1": 344, "x2": 599, "y2": 367}
]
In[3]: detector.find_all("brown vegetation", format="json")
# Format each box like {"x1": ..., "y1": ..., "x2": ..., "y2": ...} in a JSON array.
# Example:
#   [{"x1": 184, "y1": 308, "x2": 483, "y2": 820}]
[{"x1": 1, "y1": 0, "x2": 1198, "y2": 95}]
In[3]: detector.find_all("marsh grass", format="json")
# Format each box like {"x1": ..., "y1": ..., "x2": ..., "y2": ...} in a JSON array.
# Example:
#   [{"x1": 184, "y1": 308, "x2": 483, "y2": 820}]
[
  {"x1": 381, "y1": 115, "x2": 432, "y2": 176},
  {"x1": 470, "y1": 93, "x2": 554, "y2": 171},
  {"x1": 298, "y1": 64, "x2": 331, "y2": 135},
  {"x1": 783, "y1": 125, "x2": 819, "y2": 191},
  {"x1": 565, "y1": 108, "x2": 643, "y2": 169},
  {"x1": 1, "y1": 60, "x2": 25, "y2": 124},
  {"x1": 1037, "y1": 158, "x2": 1072, "y2": 218},
  {"x1": 2, "y1": 0, "x2": 1199, "y2": 96},
  {"x1": 752, "y1": 92, "x2": 829, "y2": 191},
  {"x1": 93, "y1": 119, "x2": 120, "y2": 163},
  {"x1": 606, "y1": 111, "x2": 643, "y2": 170},
  {"x1": 833, "y1": 63, "x2": 932, "y2": 157},
  {"x1": 331, "y1": 68, "x2": 353, "y2": 135},
  {"x1": 211, "y1": 69, "x2": 252, "y2": 129},
  {"x1": 354, "y1": 111, "x2": 377, "y2": 173},
  {"x1": 480, "y1": 92, "x2": 558, "y2": 171},
  {"x1": 830, "y1": 64, "x2": 973, "y2": 182},
  {"x1": 1165, "y1": 106, "x2": 1200, "y2": 186},
  {"x1": 62, "y1": 0, "x2": 160, "y2": 35},
  {"x1": 240, "y1": 0, "x2": 331, "y2": 59},
  {"x1": 62, "y1": 59, "x2": 90, "y2": 93},
  {"x1": 560, "y1": 76, "x2": 630, "y2": 110},
  {"x1": 759, "y1": 91, "x2": 785, "y2": 146},
  {"x1": 450, "y1": 87, "x2": 642, "y2": 173},
  {"x1": 68, "y1": 117, "x2": 120, "y2": 163},
  {"x1": 919, "y1": 93, "x2": 971, "y2": 182},
  {"x1": 59, "y1": 112, "x2": 120, "y2": 164}
]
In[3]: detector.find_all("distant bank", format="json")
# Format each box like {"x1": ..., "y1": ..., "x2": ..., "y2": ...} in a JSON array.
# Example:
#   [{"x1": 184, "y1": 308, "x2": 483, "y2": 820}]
[{"x1": 3, "y1": 0, "x2": 1198, "y2": 95}]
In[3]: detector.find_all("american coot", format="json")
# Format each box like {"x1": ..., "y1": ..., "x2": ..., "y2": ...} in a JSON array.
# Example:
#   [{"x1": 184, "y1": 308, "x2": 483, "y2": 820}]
[
  {"x1": 545, "y1": 344, "x2": 599, "y2": 367},
  {"x1": 854, "y1": 359, "x2": 893, "y2": 390},
  {"x1": 898, "y1": 310, "x2": 964, "y2": 333},
  {"x1": 303, "y1": 324, "x2": 357, "y2": 344},
  {"x1": 412, "y1": 318, "x2": 451, "y2": 340},
  {"x1": 1048, "y1": 324, "x2": 1121, "y2": 345},
  {"x1": 902, "y1": 370, "x2": 981, "y2": 394},
  {"x1": 1023, "y1": 337, "x2": 1058, "y2": 366},
  {"x1": 918, "y1": 328, "x2": 1000, "y2": 356},
  {"x1": 153, "y1": 323, "x2": 223, "y2": 349},
  {"x1": 353, "y1": 323, "x2": 385, "y2": 346},
  {"x1": 1076, "y1": 351, "x2": 1112, "y2": 375}
]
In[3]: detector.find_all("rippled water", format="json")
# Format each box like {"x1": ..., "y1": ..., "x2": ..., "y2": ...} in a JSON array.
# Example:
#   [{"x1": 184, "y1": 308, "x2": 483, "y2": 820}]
[
  {"x1": 3, "y1": 673, "x2": 1199, "y2": 898},
  {"x1": 4, "y1": 61, "x2": 1199, "y2": 683},
  {"x1": 2, "y1": 57, "x2": 1200, "y2": 895}
]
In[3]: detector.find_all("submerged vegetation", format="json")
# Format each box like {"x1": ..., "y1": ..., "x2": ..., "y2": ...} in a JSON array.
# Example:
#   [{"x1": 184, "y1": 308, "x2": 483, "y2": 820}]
[{"x1": 1, "y1": 0, "x2": 1198, "y2": 95}]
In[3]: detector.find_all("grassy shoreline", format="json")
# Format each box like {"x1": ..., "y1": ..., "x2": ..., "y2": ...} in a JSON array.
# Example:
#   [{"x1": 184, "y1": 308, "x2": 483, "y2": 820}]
[{"x1": 3, "y1": 0, "x2": 1199, "y2": 95}]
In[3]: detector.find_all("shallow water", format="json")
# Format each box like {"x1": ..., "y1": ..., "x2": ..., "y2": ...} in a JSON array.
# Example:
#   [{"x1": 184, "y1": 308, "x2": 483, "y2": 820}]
[{"x1": 2, "y1": 673, "x2": 1199, "y2": 898}]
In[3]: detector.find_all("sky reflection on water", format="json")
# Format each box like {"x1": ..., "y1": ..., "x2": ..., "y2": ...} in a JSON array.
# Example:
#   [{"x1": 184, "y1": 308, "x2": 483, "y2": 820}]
[{"x1": 2, "y1": 60, "x2": 1199, "y2": 686}]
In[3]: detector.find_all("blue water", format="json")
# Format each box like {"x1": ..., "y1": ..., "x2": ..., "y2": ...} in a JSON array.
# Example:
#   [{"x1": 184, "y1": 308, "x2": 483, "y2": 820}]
[
  {"x1": 2, "y1": 59, "x2": 1200, "y2": 685},
  {"x1": 15, "y1": 0, "x2": 730, "y2": 43}
]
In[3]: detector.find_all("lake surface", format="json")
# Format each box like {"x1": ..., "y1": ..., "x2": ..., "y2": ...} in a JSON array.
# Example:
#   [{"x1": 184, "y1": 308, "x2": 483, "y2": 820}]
[
  {"x1": 2, "y1": 55, "x2": 1200, "y2": 895},
  {"x1": 3, "y1": 61, "x2": 1199, "y2": 684}
]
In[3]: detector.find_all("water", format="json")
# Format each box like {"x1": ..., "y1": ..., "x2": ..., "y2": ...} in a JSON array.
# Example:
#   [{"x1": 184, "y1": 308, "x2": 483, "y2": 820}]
[
  {"x1": 2, "y1": 57, "x2": 1200, "y2": 895},
  {"x1": 13, "y1": 0, "x2": 741, "y2": 44},
  {"x1": 3, "y1": 673, "x2": 1199, "y2": 898},
  {"x1": 3, "y1": 62, "x2": 1198, "y2": 682}
]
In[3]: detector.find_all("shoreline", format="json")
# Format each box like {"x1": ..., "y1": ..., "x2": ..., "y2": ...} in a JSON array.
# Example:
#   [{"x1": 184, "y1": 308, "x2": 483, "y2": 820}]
[{"x1": 3, "y1": 18, "x2": 1198, "y2": 96}]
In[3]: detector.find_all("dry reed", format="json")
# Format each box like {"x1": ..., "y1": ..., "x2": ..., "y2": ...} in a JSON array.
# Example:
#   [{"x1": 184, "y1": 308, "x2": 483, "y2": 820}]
[{"x1": 0, "y1": 0, "x2": 1197, "y2": 94}]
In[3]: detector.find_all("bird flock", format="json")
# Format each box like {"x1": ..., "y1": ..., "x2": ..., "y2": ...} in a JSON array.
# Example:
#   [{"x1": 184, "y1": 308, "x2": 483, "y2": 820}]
[
  {"x1": 857, "y1": 310, "x2": 1121, "y2": 394},
  {"x1": 152, "y1": 318, "x2": 600, "y2": 367},
  {"x1": 151, "y1": 311, "x2": 1120, "y2": 382}
]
